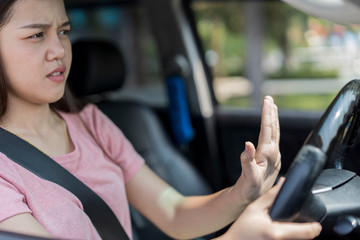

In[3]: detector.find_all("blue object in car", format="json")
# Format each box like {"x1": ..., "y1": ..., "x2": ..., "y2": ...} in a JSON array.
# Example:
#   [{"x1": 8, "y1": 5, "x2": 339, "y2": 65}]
[{"x1": 166, "y1": 75, "x2": 194, "y2": 145}]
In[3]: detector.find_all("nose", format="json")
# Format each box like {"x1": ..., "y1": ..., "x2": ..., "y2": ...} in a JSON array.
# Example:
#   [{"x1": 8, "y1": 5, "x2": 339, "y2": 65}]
[{"x1": 46, "y1": 36, "x2": 65, "y2": 61}]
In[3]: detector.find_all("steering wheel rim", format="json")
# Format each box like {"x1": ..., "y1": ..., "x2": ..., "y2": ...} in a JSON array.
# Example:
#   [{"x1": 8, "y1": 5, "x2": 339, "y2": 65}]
[{"x1": 270, "y1": 79, "x2": 360, "y2": 222}]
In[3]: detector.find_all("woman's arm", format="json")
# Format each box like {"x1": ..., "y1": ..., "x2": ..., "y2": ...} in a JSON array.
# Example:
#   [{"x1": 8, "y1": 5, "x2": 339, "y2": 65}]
[
  {"x1": 126, "y1": 164, "x2": 247, "y2": 239},
  {"x1": 126, "y1": 96, "x2": 282, "y2": 239},
  {"x1": 127, "y1": 167, "x2": 322, "y2": 240},
  {"x1": 0, "y1": 213, "x2": 53, "y2": 238}
]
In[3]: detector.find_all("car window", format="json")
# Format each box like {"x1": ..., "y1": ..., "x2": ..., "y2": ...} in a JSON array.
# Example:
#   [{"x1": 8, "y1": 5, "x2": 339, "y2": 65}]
[
  {"x1": 189, "y1": 0, "x2": 360, "y2": 110},
  {"x1": 67, "y1": 4, "x2": 165, "y2": 106}
]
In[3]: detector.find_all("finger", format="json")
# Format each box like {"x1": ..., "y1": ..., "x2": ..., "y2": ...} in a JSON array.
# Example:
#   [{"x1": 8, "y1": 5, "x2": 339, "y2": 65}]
[
  {"x1": 258, "y1": 96, "x2": 273, "y2": 145},
  {"x1": 240, "y1": 142, "x2": 258, "y2": 176},
  {"x1": 272, "y1": 222, "x2": 322, "y2": 239},
  {"x1": 253, "y1": 180, "x2": 283, "y2": 208},
  {"x1": 272, "y1": 102, "x2": 280, "y2": 144},
  {"x1": 276, "y1": 176, "x2": 285, "y2": 187},
  {"x1": 240, "y1": 141, "x2": 256, "y2": 163}
]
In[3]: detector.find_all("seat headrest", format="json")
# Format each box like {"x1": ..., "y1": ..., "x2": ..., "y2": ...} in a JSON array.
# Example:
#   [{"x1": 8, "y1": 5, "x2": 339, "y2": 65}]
[{"x1": 67, "y1": 39, "x2": 126, "y2": 97}]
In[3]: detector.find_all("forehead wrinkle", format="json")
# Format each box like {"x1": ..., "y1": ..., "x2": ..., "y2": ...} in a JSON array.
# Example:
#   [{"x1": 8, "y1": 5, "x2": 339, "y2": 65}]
[
  {"x1": 19, "y1": 20, "x2": 71, "y2": 30},
  {"x1": 19, "y1": 23, "x2": 51, "y2": 29},
  {"x1": 9, "y1": 0, "x2": 69, "y2": 31}
]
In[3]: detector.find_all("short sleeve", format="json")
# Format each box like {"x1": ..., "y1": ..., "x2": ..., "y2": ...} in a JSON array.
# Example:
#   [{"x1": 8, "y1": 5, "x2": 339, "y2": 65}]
[{"x1": 0, "y1": 157, "x2": 32, "y2": 222}]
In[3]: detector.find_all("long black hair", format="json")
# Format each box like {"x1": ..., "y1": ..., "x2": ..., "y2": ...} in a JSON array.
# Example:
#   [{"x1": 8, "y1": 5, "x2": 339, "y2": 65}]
[{"x1": 0, "y1": 0, "x2": 16, "y2": 117}]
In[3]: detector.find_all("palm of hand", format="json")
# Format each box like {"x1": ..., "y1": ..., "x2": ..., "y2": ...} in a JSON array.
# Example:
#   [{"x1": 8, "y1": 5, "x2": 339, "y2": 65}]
[{"x1": 235, "y1": 96, "x2": 281, "y2": 202}]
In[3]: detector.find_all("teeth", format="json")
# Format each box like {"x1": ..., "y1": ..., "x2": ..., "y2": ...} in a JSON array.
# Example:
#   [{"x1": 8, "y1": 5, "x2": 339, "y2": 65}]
[{"x1": 49, "y1": 72, "x2": 61, "y2": 76}]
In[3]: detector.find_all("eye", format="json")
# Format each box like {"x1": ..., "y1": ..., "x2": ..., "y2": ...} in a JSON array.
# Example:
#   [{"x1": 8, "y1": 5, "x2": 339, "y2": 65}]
[
  {"x1": 28, "y1": 32, "x2": 44, "y2": 39},
  {"x1": 59, "y1": 29, "x2": 71, "y2": 36}
]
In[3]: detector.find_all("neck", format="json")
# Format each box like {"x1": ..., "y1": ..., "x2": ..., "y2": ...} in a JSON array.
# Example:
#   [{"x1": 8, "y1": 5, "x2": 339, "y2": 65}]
[
  {"x1": 0, "y1": 100, "x2": 71, "y2": 156},
  {"x1": 0, "y1": 102, "x2": 55, "y2": 136}
]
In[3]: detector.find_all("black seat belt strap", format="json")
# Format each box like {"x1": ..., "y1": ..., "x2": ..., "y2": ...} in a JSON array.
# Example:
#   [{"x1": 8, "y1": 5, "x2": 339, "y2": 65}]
[{"x1": 0, "y1": 127, "x2": 129, "y2": 240}]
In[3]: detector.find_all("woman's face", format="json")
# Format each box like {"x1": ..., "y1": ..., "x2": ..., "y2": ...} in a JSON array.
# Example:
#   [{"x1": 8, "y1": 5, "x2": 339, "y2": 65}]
[{"x1": 0, "y1": 0, "x2": 72, "y2": 107}]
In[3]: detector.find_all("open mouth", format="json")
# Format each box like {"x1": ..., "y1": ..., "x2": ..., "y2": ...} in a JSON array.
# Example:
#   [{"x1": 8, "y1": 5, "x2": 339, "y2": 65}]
[
  {"x1": 47, "y1": 68, "x2": 66, "y2": 82},
  {"x1": 48, "y1": 72, "x2": 62, "y2": 77}
]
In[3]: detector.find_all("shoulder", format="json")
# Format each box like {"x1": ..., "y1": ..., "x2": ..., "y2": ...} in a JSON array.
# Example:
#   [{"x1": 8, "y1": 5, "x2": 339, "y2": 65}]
[
  {"x1": 58, "y1": 103, "x2": 110, "y2": 130},
  {"x1": 0, "y1": 152, "x2": 23, "y2": 178},
  {"x1": 79, "y1": 103, "x2": 103, "y2": 120},
  {"x1": 62, "y1": 103, "x2": 126, "y2": 144},
  {"x1": 0, "y1": 152, "x2": 30, "y2": 198},
  {"x1": 78, "y1": 103, "x2": 112, "y2": 127}
]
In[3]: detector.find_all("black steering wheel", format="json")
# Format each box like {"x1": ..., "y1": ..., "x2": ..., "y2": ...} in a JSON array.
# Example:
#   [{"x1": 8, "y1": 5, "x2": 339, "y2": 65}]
[{"x1": 270, "y1": 79, "x2": 360, "y2": 238}]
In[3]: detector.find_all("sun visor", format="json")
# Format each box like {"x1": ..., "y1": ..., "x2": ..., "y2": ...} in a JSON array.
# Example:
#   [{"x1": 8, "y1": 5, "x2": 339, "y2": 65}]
[{"x1": 283, "y1": 0, "x2": 360, "y2": 24}]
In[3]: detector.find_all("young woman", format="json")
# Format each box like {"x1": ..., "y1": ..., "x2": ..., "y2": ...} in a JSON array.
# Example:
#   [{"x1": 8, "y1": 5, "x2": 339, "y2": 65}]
[{"x1": 0, "y1": 0, "x2": 322, "y2": 239}]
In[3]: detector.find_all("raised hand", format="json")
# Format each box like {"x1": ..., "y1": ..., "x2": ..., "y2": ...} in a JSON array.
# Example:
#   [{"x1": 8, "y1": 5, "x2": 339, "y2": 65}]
[{"x1": 234, "y1": 96, "x2": 281, "y2": 202}]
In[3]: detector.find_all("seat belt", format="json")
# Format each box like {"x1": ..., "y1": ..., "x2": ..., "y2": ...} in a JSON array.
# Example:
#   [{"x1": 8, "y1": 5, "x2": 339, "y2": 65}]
[{"x1": 0, "y1": 127, "x2": 129, "y2": 240}]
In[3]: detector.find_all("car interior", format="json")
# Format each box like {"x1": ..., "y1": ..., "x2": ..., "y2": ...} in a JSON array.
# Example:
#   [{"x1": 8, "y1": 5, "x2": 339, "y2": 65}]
[
  {"x1": 68, "y1": 39, "x2": 213, "y2": 240},
  {"x1": 1, "y1": 0, "x2": 360, "y2": 239}
]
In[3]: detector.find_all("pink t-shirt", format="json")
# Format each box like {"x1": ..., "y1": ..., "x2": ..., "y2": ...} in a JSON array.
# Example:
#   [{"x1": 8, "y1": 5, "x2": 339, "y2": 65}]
[{"x1": 0, "y1": 104, "x2": 144, "y2": 239}]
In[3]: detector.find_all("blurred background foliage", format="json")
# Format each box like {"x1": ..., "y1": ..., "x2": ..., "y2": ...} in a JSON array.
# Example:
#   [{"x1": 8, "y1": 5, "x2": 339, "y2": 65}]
[{"x1": 191, "y1": 1, "x2": 360, "y2": 110}]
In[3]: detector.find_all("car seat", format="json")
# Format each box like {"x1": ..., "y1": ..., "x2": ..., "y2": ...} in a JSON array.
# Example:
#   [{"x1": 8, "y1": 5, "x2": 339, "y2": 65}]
[{"x1": 67, "y1": 39, "x2": 212, "y2": 240}]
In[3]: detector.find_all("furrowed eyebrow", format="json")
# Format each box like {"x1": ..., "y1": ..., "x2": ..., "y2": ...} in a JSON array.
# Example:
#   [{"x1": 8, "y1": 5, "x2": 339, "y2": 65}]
[
  {"x1": 19, "y1": 20, "x2": 71, "y2": 29},
  {"x1": 61, "y1": 21, "x2": 71, "y2": 28},
  {"x1": 20, "y1": 23, "x2": 50, "y2": 29}
]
